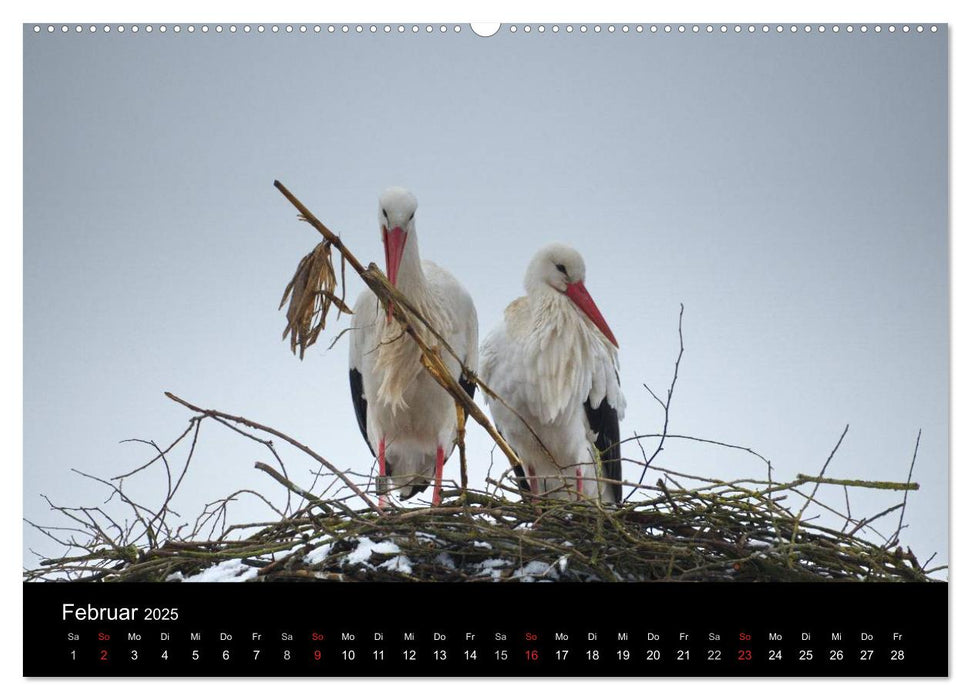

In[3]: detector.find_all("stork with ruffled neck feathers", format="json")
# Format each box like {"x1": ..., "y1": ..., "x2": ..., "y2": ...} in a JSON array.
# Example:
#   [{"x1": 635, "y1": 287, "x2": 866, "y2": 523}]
[{"x1": 480, "y1": 243, "x2": 625, "y2": 503}]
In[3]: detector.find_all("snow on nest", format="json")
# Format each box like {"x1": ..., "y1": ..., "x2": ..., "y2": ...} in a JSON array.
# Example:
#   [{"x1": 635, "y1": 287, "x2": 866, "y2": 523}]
[
  {"x1": 166, "y1": 532, "x2": 571, "y2": 582},
  {"x1": 344, "y1": 537, "x2": 401, "y2": 566},
  {"x1": 380, "y1": 555, "x2": 414, "y2": 575},
  {"x1": 477, "y1": 558, "x2": 512, "y2": 580},
  {"x1": 415, "y1": 531, "x2": 445, "y2": 544},
  {"x1": 182, "y1": 558, "x2": 259, "y2": 583},
  {"x1": 326, "y1": 536, "x2": 415, "y2": 574},
  {"x1": 303, "y1": 541, "x2": 334, "y2": 565},
  {"x1": 511, "y1": 560, "x2": 557, "y2": 582}
]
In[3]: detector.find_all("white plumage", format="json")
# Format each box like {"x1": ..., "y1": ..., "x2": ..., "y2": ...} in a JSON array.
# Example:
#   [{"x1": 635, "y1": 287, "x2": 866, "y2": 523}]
[
  {"x1": 480, "y1": 243, "x2": 625, "y2": 503},
  {"x1": 348, "y1": 187, "x2": 478, "y2": 506}
]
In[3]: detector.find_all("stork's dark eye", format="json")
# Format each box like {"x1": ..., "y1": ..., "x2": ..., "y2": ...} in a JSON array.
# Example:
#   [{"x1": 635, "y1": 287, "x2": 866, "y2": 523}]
[
  {"x1": 382, "y1": 208, "x2": 389, "y2": 220},
  {"x1": 408, "y1": 212, "x2": 415, "y2": 222},
  {"x1": 555, "y1": 263, "x2": 567, "y2": 274}
]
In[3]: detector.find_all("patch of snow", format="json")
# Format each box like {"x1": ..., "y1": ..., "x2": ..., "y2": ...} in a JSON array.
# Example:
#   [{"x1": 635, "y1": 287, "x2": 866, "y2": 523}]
[
  {"x1": 184, "y1": 558, "x2": 258, "y2": 583},
  {"x1": 477, "y1": 558, "x2": 511, "y2": 580},
  {"x1": 558, "y1": 555, "x2": 569, "y2": 573},
  {"x1": 165, "y1": 572, "x2": 184, "y2": 582},
  {"x1": 344, "y1": 537, "x2": 401, "y2": 566},
  {"x1": 380, "y1": 555, "x2": 414, "y2": 575},
  {"x1": 472, "y1": 541, "x2": 492, "y2": 550},
  {"x1": 304, "y1": 541, "x2": 334, "y2": 565},
  {"x1": 478, "y1": 557, "x2": 509, "y2": 569},
  {"x1": 511, "y1": 560, "x2": 557, "y2": 582}
]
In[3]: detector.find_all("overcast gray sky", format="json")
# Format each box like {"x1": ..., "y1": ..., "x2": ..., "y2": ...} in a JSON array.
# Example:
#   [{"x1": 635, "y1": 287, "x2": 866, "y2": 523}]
[{"x1": 23, "y1": 24, "x2": 948, "y2": 572}]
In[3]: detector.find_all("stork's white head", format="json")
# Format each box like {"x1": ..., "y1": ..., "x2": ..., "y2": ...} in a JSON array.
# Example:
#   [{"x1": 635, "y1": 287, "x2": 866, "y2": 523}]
[
  {"x1": 525, "y1": 243, "x2": 618, "y2": 347},
  {"x1": 525, "y1": 243, "x2": 587, "y2": 294},
  {"x1": 378, "y1": 187, "x2": 418, "y2": 288}
]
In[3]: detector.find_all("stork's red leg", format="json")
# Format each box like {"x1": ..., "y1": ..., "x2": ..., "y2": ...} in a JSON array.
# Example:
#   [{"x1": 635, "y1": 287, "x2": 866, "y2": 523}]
[
  {"x1": 378, "y1": 438, "x2": 388, "y2": 509},
  {"x1": 576, "y1": 467, "x2": 584, "y2": 500},
  {"x1": 527, "y1": 466, "x2": 538, "y2": 496},
  {"x1": 432, "y1": 446, "x2": 445, "y2": 506}
]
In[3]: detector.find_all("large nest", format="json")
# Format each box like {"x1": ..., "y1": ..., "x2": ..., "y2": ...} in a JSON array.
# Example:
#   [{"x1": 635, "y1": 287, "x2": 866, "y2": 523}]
[
  {"x1": 25, "y1": 476, "x2": 938, "y2": 583},
  {"x1": 179, "y1": 489, "x2": 941, "y2": 584},
  {"x1": 24, "y1": 398, "x2": 940, "y2": 583},
  {"x1": 23, "y1": 182, "x2": 943, "y2": 584}
]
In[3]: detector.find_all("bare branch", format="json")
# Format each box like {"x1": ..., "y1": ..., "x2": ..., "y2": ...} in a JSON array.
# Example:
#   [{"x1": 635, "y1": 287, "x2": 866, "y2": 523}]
[{"x1": 628, "y1": 304, "x2": 685, "y2": 501}]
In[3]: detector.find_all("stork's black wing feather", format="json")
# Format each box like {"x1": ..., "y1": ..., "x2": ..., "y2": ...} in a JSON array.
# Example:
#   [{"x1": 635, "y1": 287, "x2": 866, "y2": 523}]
[
  {"x1": 496, "y1": 426, "x2": 531, "y2": 494},
  {"x1": 511, "y1": 463, "x2": 530, "y2": 494},
  {"x1": 349, "y1": 368, "x2": 374, "y2": 457},
  {"x1": 399, "y1": 481, "x2": 429, "y2": 499},
  {"x1": 351, "y1": 368, "x2": 410, "y2": 495},
  {"x1": 584, "y1": 396, "x2": 622, "y2": 503},
  {"x1": 441, "y1": 369, "x2": 477, "y2": 463},
  {"x1": 459, "y1": 372, "x2": 476, "y2": 401}
]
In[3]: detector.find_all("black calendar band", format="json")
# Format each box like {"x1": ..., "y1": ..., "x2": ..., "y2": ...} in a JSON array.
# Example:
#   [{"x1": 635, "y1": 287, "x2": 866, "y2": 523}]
[{"x1": 23, "y1": 581, "x2": 947, "y2": 677}]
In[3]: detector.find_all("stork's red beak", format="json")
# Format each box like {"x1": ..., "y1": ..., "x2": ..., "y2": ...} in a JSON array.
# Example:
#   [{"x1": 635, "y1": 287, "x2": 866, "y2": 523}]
[
  {"x1": 565, "y1": 281, "x2": 618, "y2": 347},
  {"x1": 382, "y1": 226, "x2": 407, "y2": 322},
  {"x1": 383, "y1": 226, "x2": 407, "y2": 287}
]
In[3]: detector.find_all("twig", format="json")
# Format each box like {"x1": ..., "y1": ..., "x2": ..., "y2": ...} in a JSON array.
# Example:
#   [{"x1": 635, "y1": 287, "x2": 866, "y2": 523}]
[
  {"x1": 253, "y1": 462, "x2": 341, "y2": 517},
  {"x1": 628, "y1": 304, "x2": 684, "y2": 501},
  {"x1": 788, "y1": 425, "x2": 849, "y2": 563},
  {"x1": 889, "y1": 429, "x2": 921, "y2": 547},
  {"x1": 164, "y1": 391, "x2": 383, "y2": 514},
  {"x1": 792, "y1": 475, "x2": 919, "y2": 491}
]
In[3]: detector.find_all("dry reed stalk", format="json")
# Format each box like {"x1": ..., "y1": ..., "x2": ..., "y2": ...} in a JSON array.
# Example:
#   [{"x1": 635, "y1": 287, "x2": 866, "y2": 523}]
[{"x1": 279, "y1": 240, "x2": 352, "y2": 359}]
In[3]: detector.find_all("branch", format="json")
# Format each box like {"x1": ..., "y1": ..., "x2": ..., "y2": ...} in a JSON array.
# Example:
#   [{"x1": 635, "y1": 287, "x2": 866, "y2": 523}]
[
  {"x1": 628, "y1": 303, "x2": 684, "y2": 501},
  {"x1": 164, "y1": 391, "x2": 384, "y2": 514},
  {"x1": 888, "y1": 429, "x2": 922, "y2": 547}
]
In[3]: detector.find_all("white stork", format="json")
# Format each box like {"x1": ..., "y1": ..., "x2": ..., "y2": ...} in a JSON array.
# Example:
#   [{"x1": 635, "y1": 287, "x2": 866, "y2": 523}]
[
  {"x1": 480, "y1": 243, "x2": 625, "y2": 503},
  {"x1": 348, "y1": 187, "x2": 478, "y2": 506}
]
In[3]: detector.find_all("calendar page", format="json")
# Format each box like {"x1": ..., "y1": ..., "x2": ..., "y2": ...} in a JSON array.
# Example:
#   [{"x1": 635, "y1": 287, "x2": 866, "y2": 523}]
[{"x1": 22, "y1": 20, "x2": 948, "y2": 677}]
